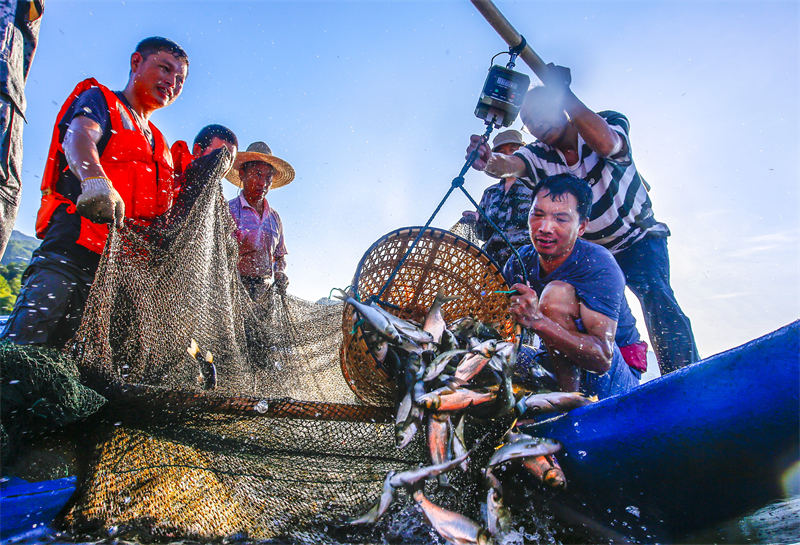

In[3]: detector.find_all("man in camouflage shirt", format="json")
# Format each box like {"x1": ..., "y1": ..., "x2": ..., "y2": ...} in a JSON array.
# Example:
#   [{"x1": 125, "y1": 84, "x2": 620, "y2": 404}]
[{"x1": 462, "y1": 129, "x2": 533, "y2": 269}]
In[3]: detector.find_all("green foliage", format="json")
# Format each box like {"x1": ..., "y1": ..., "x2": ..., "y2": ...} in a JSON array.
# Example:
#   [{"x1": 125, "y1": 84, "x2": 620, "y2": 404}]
[
  {"x1": 1, "y1": 230, "x2": 39, "y2": 266},
  {"x1": 0, "y1": 261, "x2": 25, "y2": 314}
]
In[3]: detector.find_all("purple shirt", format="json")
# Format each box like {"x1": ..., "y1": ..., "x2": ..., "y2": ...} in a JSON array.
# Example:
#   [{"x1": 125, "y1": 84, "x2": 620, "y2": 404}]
[{"x1": 228, "y1": 194, "x2": 287, "y2": 278}]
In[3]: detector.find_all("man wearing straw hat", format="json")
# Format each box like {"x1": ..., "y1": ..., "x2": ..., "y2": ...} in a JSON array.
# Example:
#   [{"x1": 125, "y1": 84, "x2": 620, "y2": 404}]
[
  {"x1": 226, "y1": 141, "x2": 294, "y2": 299},
  {"x1": 461, "y1": 129, "x2": 532, "y2": 268}
]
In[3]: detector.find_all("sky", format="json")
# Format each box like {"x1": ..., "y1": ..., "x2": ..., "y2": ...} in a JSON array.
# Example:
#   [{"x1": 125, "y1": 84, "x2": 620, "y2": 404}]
[{"x1": 7, "y1": 0, "x2": 799, "y2": 359}]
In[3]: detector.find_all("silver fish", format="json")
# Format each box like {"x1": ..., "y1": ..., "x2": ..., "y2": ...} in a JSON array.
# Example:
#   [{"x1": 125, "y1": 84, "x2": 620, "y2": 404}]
[
  {"x1": 484, "y1": 470, "x2": 512, "y2": 538},
  {"x1": 347, "y1": 470, "x2": 397, "y2": 524},
  {"x1": 333, "y1": 290, "x2": 404, "y2": 345},
  {"x1": 451, "y1": 413, "x2": 469, "y2": 472},
  {"x1": 368, "y1": 301, "x2": 435, "y2": 346},
  {"x1": 413, "y1": 489, "x2": 495, "y2": 545},
  {"x1": 395, "y1": 388, "x2": 413, "y2": 427},
  {"x1": 423, "y1": 349, "x2": 468, "y2": 382},
  {"x1": 438, "y1": 328, "x2": 459, "y2": 353},
  {"x1": 389, "y1": 449, "x2": 471, "y2": 489},
  {"x1": 516, "y1": 391, "x2": 593, "y2": 415},
  {"x1": 486, "y1": 341, "x2": 516, "y2": 374},
  {"x1": 397, "y1": 404, "x2": 424, "y2": 449},
  {"x1": 487, "y1": 437, "x2": 561, "y2": 468},
  {"x1": 423, "y1": 290, "x2": 459, "y2": 344}
]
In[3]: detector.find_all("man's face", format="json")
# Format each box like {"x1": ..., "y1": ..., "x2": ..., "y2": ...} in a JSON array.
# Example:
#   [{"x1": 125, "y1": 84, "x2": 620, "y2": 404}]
[
  {"x1": 130, "y1": 50, "x2": 188, "y2": 110},
  {"x1": 241, "y1": 162, "x2": 274, "y2": 202},
  {"x1": 528, "y1": 190, "x2": 586, "y2": 261},
  {"x1": 493, "y1": 142, "x2": 522, "y2": 156},
  {"x1": 520, "y1": 90, "x2": 568, "y2": 147}
]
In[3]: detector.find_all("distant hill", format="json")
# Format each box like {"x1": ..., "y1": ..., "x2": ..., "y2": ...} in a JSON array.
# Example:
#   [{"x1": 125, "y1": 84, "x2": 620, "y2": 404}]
[{"x1": 1, "y1": 230, "x2": 39, "y2": 265}]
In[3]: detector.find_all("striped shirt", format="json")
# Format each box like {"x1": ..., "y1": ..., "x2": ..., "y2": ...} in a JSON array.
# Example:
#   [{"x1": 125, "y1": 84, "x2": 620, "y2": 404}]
[{"x1": 514, "y1": 111, "x2": 669, "y2": 253}]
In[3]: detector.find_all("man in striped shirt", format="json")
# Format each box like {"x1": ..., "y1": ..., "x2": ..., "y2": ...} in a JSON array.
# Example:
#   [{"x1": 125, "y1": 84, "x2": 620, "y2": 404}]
[{"x1": 467, "y1": 64, "x2": 698, "y2": 374}]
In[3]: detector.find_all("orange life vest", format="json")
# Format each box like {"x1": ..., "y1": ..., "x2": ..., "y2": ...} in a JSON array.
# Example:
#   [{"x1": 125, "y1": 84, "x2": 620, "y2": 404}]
[{"x1": 35, "y1": 78, "x2": 175, "y2": 254}]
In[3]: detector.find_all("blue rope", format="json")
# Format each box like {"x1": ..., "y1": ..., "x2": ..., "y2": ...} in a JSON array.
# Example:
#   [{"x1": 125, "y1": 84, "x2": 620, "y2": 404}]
[{"x1": 375, "y1": 124, "x2": 529, "y2": 300}]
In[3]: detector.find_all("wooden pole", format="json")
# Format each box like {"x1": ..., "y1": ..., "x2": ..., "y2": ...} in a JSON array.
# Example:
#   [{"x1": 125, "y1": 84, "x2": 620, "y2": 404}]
[{"x1": 469, "y1": 0, "x2": 548, "y2": 81}]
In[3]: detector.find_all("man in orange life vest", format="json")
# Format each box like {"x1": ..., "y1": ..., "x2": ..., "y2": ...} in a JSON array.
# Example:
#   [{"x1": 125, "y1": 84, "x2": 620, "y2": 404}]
[{"x1": 1, "y1": 37, "x2": 189, "y2": 347}]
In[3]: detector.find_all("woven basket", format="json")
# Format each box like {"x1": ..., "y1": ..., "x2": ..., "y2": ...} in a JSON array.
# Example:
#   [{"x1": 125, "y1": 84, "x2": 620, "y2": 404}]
[{"x1": 340, "y1": 226, "x2": 514, "y2": 406}]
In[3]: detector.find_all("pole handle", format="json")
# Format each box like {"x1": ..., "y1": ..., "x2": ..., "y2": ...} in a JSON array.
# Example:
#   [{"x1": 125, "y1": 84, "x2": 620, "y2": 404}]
[{"x1": 470, "y1": 0, "x2": 548, "y2": 80}]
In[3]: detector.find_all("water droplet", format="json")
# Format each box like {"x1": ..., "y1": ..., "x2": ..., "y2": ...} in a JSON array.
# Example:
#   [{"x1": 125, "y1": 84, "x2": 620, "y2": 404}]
[
  {"x1": 254, "y1": 400, "x2": 269, "y2": 413},
  {"x1": 626, "y1": 505, "x2": 640, "y2": 518}
]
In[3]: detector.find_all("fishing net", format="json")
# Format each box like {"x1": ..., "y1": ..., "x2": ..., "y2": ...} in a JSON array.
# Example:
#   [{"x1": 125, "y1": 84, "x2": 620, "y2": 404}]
[{"x1": 16, "y1": 149, "x2": 516, "y2": 542}]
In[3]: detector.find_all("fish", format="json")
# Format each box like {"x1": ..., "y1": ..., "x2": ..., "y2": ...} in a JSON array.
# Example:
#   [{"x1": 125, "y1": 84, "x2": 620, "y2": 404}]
[
  {"x1": 451, "y1": 317, "x2": 502, "y2": 344},
  {"x1": 395, "y1": 388, "x2": 413, "y2": 428},
  {"x1": 484, "y1": 469, "x2": 512, "y2": 538},
  {"x1": 332, "y1": 289, "x2": 404, "y2": 345},
  {"x1": 427, "y1": 413, "x2": 452, "y2": 487},
  {"x1": 470, "y1": 338, "x2": 500, "y2": 358},
  {"x1": 487, "y1": 437, "x2": 561, "y2": 468},
  {"x1": 413, "y1": 489, "x2": 495, "y2": 545},
  {"x1": 490, "y1": 364, "x2": 515, "y2": 418},
  {"x1": 198, "y1": 349, "x2": 217, "y2": 390},
  {"x1": 422, "y1": 349, "x2": 468, "y2": 382},
  {"x1": 423, "y1": 290, "x2": 459, "y2": 344},
  {"x1": 515, "y1": 391, "x2": 593, "y2": 416},
  {"x1": 438, "y1": 328, "x2": 459, "y2": 353},
  {"x1": 188, "y1": 339, "x2": 217, "y2": 390},
  {"x1": 389, "y1": 449, "x2": 471, "y2": 489},
  {"x1": 347, "y1": 470, "x2": 397, "y2": 524},
  {"x1": 521, "y1": 454, "x2": 567, "y2": 490},
  {"x1": 486, "y1": 341, "x2": 516, "y2": 374},
  {"x1": 368, "y1": 301, "x2": 436, "y2": 346},
  {"x1": 451, "y1": 413, "x2": 469, "y2": 472},
  {"x1": 396, "y1": 403, "x2": 424, "y2": 449},
  {"x1": 452, "y1": 352, "x2": 491, "y2": 384},
  {"x1": 422, "y1": 388, "x2": 496, "y2": 412}
]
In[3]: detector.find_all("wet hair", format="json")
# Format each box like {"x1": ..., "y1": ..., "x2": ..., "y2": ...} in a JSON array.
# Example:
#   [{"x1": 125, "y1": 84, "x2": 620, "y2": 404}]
[
  {"x1": 135, "y1": 36, "x2": 189, "y2": 65},
  {"x1": 193, "y1": 124, "x2": 238, "y2": 151},
  {"x1": 533, "y1": 173, "x2": 593, "y2": 221}
]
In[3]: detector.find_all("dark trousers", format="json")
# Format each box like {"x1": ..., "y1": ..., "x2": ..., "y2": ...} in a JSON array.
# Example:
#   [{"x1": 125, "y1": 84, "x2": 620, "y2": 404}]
[
  {"x1": 614, "y1": 235, "x2": 699, "y2": 374},
  {"x1": 1, "y1": 251, "x2": 95, "y2": 347}
]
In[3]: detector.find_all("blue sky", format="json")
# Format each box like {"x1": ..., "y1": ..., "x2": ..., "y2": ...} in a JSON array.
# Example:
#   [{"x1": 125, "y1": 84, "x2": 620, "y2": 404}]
[{"x1": 10, "y1": 0, "x2": 799, "y2": 357}]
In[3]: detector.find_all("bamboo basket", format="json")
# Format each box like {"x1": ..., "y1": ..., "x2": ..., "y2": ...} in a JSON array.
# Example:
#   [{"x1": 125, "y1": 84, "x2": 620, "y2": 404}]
[{"x1": 341, "y1": 226, "x2": 514, "y2": 405}]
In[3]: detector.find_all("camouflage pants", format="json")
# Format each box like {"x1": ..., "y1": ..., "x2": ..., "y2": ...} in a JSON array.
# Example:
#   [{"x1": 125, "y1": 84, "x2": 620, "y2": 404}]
[{"x1": 0, "y1": 97, "x2": 23, "y2": 259}]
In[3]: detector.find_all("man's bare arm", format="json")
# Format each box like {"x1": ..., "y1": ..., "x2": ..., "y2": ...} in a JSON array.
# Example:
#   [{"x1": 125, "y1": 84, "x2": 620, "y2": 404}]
[
  {"x1": 63, "y1": 116, "x2": 107, "y2": 180},
  {"x1": 510, "y1": 283, "x2": 615, "y2": 374},
  {"x1": 563, "y1": 93, "x2": 626, "y2": 159},
  {"x1": 466, "y1": 135, "x2": 527, "y2": 178},
  {"x1": 64, "y1": 116, "x2": 125, "y2": 228}
]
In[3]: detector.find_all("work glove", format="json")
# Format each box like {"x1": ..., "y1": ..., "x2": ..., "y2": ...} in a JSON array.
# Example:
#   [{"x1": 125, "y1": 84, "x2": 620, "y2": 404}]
[
  {"x1": 76, "y1": 177, "x2": 125, "y2": 229},
  {"x1": 274, "y1": 271, "x2": 289, "y2": 295},
  {"x1": 542, "y1": 63, "x2": 572, "y2": 92}
]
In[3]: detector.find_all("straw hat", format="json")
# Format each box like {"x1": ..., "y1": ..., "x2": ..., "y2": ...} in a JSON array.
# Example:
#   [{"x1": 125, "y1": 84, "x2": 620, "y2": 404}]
[
  {"x1": 225, "y1": 141, "x2": 295, "y2": 189},
  {"x1": 491, "y1": 129, "x2": 525, "y2": 151}
]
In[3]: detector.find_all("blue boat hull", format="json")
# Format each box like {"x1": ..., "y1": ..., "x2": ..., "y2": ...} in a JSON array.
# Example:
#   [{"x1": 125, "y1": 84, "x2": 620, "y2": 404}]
[
  {"x1": 522, "y1": 321, "x2": 800, "y2": 541},
  {"x1": 0, "y1": 476, "x2": 76, "y2": 542}
]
